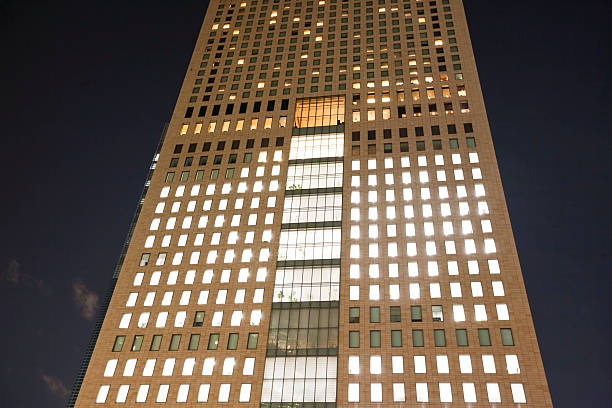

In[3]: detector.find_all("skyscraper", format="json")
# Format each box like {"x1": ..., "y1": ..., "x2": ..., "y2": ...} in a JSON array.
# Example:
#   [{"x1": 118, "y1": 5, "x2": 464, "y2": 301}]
[{"x1": 69, "y1": 0, "x2": 552, "y2": 406}]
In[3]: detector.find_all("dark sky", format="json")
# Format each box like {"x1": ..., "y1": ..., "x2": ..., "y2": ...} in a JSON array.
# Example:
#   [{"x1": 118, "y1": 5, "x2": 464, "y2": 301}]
[{"x1": 0, "y1": 1, "x2": 610, "y2": 406}]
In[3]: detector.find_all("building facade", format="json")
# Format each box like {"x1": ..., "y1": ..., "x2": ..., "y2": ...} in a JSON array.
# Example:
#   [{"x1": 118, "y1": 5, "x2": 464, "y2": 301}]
[{"x1": 69, "y1": 0, "x2": 552, "y2": 406}]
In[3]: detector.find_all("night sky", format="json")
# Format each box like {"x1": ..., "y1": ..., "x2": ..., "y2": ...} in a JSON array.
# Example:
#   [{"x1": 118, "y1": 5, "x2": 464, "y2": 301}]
[{"x1": 0, "y1": 1, "x2": 610, "y2": 406}]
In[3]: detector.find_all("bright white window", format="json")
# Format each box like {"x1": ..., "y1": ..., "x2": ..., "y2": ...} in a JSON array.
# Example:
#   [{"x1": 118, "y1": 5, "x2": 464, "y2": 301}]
[
  {"x1": 506, "y1": 355, "x2": 520, "y2": 374},
  {"x1": 450, "y1": 282, "x2": 462, "y2": 297},
  {"x1": 393, "y1": 383, "x2": 405, "y2": 402},
  {"x1": 463, "y1": 383, "x2": 477, "y2": 403},
  {"x1": 459, "y1": 355, "x2": 472, "y2": 373},
  {"x1": 482, "y1": 355, "x2": 496, "y2": 373},
  {"x1": 430, "y1": 283, "x2": 441, "y2": 298},
  {"x1": 96, "y1": 385, "x2": 110, "y2": 403},
  {"x1": 392, "y1": 356, "x2": 404, "y2": 373},
  {"x1": 136, "y1": 384, "x2": 149, "y2": 403},
  {"x1": 162, "y1": 358, "x2": 175, "y2": 376},
  {"x1": 474, "y1": 304, "x2": 487, "y2": 321},
  {"x1": 436, "y1": 355, "x2": 449, "y2": 373},
  {"x1": 370, "y1": 383, "x2": 382, "y2": 402},
  {"x1": 104, "y1": 359, "x2": 117, "y2": 377},
  {"x1": 176, "y1": 384, "x2": 189, "y2": 402},
  {"x1": 409, "y1": 283, "x2": 420, "y2": 299},
  {"x1": 414, "y1": 355, "x2": 426, "y2": 373},
  {"x1": 348, "y1": 383, "x2": 359, "y2": 402},
  {"x1": 370, "y1": 355, "x2": 381, "y2": 374},
  {"x1": 218, "y1": 384, "x2": 231, "y2": 402},
  {"x1": 416, "y1": 383, "x2": 429, "y2": 402},
  {"x1": 222, "y1": 357, "x2": 236, "y2": 375},
  {"x1": 198, "y1": 384, "x2": 210, "y2": 402},
  {"x1": 439, "y1": 383, "x2": 453, "y2": 402},
  {"x1": 202, "y1": 357, "x2": 215, "y2": 375},
  {"x1": 239, "y1": 384, "x2": 251, "y2": 402},
  {"x1": 123, "y1": 359, "x2": 137, "y2": 376},
  {"x1": 496, "y1": 304, "x2": 510, "y2": 320},
  {"x1": 487, "y1": 383, "x2": 501, "y2": 403},
  {"x1": 453, "y1": 305, "x2": 465, "y2": 321},
  {"x1": 471, "y1": 281, "x2": 483, "y2": 297},
  {"x1": 510, "y1": 384, "x2": 527, "y2": 404}
]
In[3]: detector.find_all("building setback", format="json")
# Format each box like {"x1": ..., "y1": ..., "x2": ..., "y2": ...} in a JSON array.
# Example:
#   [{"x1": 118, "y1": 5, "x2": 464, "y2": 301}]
[{"x1": 69, "y1": 0, "x2": 552, "y2": 406}]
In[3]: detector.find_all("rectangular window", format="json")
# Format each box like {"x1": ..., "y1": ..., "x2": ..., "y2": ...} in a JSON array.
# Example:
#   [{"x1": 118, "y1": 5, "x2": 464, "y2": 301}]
[
  {"x1": 208, "y1": 334, "x2": 220, "y2": 350},
  {"x1": 411, "y1": 305, "x2": 422, "y2": 322},
  {"x1": 412, "y1": 330, "x2": 424, "y2": 347},
  {"x1": 247, "y1": 333, "x2": 259, "y2": 349},
  {"x1": 501, "y1": 328, "x2": 515, "y2": 346},
  {"x1": 370, "y1": 306, "x2": 381, "y2": 323},
  {"x1": 193, "y1": 311, "x2": 205, "y2": 327},
  {"x1": 434, "y1": 329, "x2": 446, "y2": 347},
  {"x1": 150, "y1": 335, "x2": 162, "y2": 351},
  {"x1": 349, "y1": 331, "x2": 360, "y2": 347},
  {"x1": 370, "y1": 330, "x2": 381, "y2": 347},
  {"x1": 188, "y1": 334, "x2": 200, "y2": 350},
  {"x1": 227, "y1": 333, "x2": 239, "y2": 349},
  {"x1": 478, "y1": 328, "x2": 492, "y2": 346},
  {"x1": 349, "y1": 307, "x2": 360, "y2": 323},
  {"x1": 169, "y1": 334, "x2": 181, "y2": 351},
  {"x1": 456, "y1": 329, "x2": 469, "y2": 346},
  {"x1": 112, "y1": 336, "x2": 125, "y2": 352},
  {"x1": 391, "y1": 330, "x2": 402, "y2": 347},
  {"x1": 390, "y1": 306, "x2": 401, "y2": 322},
  {"x1": 131, "y1": 335, "x2": 143, "y2": 352}
]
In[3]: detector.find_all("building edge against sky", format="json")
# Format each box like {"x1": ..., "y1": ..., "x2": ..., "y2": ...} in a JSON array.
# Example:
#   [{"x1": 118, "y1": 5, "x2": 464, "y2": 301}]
[{"x1": 69, "y1": 0, "x2": 552, "y2": 406}]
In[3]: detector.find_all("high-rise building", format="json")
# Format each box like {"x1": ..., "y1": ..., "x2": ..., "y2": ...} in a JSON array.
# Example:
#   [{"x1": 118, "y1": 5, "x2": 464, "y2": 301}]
[{"x1": 68, "y1": 0, "x2": 552, "y2": 406}]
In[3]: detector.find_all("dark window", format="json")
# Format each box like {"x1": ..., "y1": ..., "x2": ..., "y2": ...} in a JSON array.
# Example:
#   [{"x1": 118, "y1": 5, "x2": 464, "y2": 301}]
[
  {"x1": 447, "y1": 124, "x2": 457, "y2": 134},
  {"x1": 416, "y1": 141, "x2": 425, "y2": 151},
  {"x1": 478, "y1": 328, "x2": 491, "y2": 346},
  {"x1": 193, "y1": 311, "x2": 205, "y2": 327},
  {"x1": 246, "y1": 139, "x2": 255, "y2": 148},
  {"x1": 185, "y1": 107, "x2": 194, "y2": 118},
  {"x1": 267, "y1": 100, "x2": 275, "y2": 111},
  {"x1": 434, "y1": 329, "x2": 446, "y2": 347},
  {"x1": 188, "y1": 143, "x2": 197, "y2": 153},
  {"x1": 184, "y1": 157, "x2": 193, "y2": 166},
  {"x1": 199, "y1": 156, "x2": 208, "y2": 166},
  {"x1": 349, "y1": 307, "x2": 360, "y2": 323},
  {"x1": 202, "y1": 142, "x2": 212, "y2": 152},
  {"x1": 112, "y1": 336, "x2": 125, "y2": 352},
  {"x1": 390, "y1": 306, "x2": 401, "y2": 322},
  {"x1": 253, "y1": 101, "x2": 261, "y2": 112},
  {"x1": 214, "y1": 155, "x2": 222, "y2": 165},
  {"x1": 398, "y1": 105, "x2": 407, "y2": 117},
  {"x1": 247, "y1": 333, "x2": 259, "y2": 349},
  {"x1": 188, "y1": 334, "x2": 200, "y2": 351},
  {"x1": 415, "y1": 126, "x2": 424, "y2": 137},
  {"x1": 169, "y1": 334, "x2": 181, "y2": 351},
  {"x1": 239, "y1": 102, "x2": 248, "y2": 113},
  {"x1": 501, "y1": 328, "x2": 515, "y2": 346},
  {"x1": 228, "y1": 154, "x2": 237, "y2": 164},
  {"x1": 411, "y1": 305, "x2": 422, "y2": 322},
  {"x1": 174, "y1": 144, "x2": 183, "y2": 154},
  {"x1": 370, "y1": 330, "x2": 381, "y2": 347},
  {"x1": 275, "y1": 137, "x2": 284, "y2": 147},
  {"x1": 433, "y1": 139, "x2": 442, "y2": 150},
  {"x1": 227, "y1": 333, "x2": 239, "y2": 349},
  {"x1": 261, "y1": 138, "x2": 269, "y2": 147},
  {"x1": 349, "y1": 331, "x2": 360, "y2": 347},
  {"x1": 198, "y1": 106, "x2": 207, "y2": 117},
  {"x1": 400, "y1": 142, "x2": 409, "y2": 152},
  {"x1": 212, "y1": 104, "x2": 221, "y2": 116},
  {"x1": 231, "y1": 140, "x2": 240, "y2": 149},
  {"x1": 466, "y1": 137, "x2": 476, "y2": 147},
  {"x1": 431, "y1": 125, "x2": 440, "y2": 135},
  {"x1": 169, "y1": 158, "x2": 179, "y2": 168},
  {"x1": 368, "y1": 144, "x2": 376, "y2": 154},
  {"x1": 384, "y1": 143, "x2": 392, "y2": 153},
  {"x1": 131, "y1": 335, "x2": 143, "y2": 352},
  {"x1": 412, "y1": 330, "x2": 424, "y2": 347},
  {"x1": 383, "y1": 128, "x2": 392, "y2": 139},
  {"x1": 370, "y1": 306, "x2": 381, "y2": 323},
  {"x1": 208, "y1": 334, "x2": 220, "y2": 350},
  {"x1": 367, "y1": 130, "x2": 376, "y2": 140},
  {"x1": 150, "y1": 335, "x2": 162, "y2": 351},
  {"x1": 352, "y1": 131, "x2": 360, "y2": 141},
  {"x1": 456, "y1": 329, "x2": 469, "y2": 346},
  {"x1": 217, "y1": 141, "x2": 225, "y2": 150},
  {"x1": 399, "y1": 127, "x2": 408, "y2": 138},
  {"x1": 464, "y1": 122, "x2": 473, "y2": 133},
  {"x1": 281, "y1": 99, "x2": 289, "y2": 110},
  {"x1": 391, "y1": 330, "x2": 402, "y2": 347}
]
